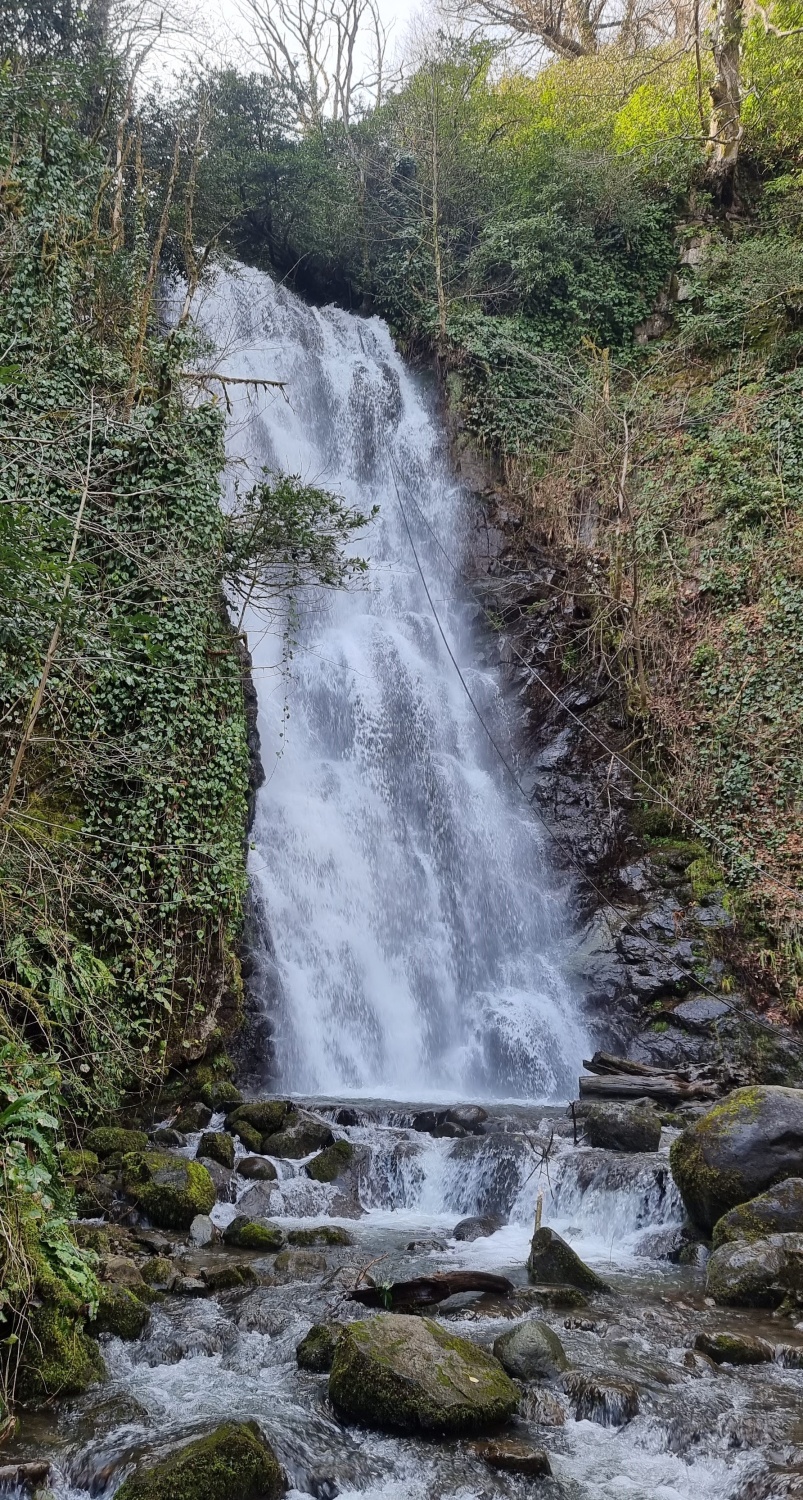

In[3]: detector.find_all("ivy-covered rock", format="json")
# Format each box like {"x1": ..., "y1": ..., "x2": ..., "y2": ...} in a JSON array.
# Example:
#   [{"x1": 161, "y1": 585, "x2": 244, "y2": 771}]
[
  {"x1": 305, "y1": 1140, "x2": 353, "y2": 1182},
  {"x1": 222, "y1": 1217, "x2": 284, "y2": 1251},
  {"x1": 329, "y1": 1313, "x2": 519, "y2": 1434},
  {"x1": 85, "y1": 1128, "x2": 148, "y2": 1159},
  {"x1": 493, "y1": 1319, "x2": 569, "y2": 1380},
  {"x1": 527, "y1": 1228, "x2": 609, "y2": 1292},
  {"x1": 264, "y1": 1114, "x2": 333, "y2": 1160},
  {"x1": 706, "y1": 1232, "x2": 803, "y2": 1306},
  {"x1": 670, "y1": 1087, "x2": 803, "y2": 1230},
  {"x1": 296, "y1": 1323, "x2": 343, "y2": 1371},
  {"x1": 198, "y1": 1132, "x2": 235, "y2": 1171},
  {"x1": 90, "y1": 1285, "x2": 151, "y2": 1341},
  {"x1": 712, "y1": 1178, "x2": 803, "y2": 1248},
  {"x1": 121, "y1": 1152, "x2": 215, "y2": 1230},
  {"x1": 114, "y1": 1421, "x2": 285, "y2": 1500}
]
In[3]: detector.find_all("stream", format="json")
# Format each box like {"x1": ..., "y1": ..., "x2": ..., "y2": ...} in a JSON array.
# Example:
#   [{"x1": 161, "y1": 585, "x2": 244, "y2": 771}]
[{"x1": 7, "y1": 264, "x2": 802, "y2": 1498}]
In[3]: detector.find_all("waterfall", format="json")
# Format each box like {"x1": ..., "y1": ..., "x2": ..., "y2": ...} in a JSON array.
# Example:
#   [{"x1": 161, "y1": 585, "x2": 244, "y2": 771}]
[{"x1": 195, "y1": 263, "x2": 588, "y2": 1103}]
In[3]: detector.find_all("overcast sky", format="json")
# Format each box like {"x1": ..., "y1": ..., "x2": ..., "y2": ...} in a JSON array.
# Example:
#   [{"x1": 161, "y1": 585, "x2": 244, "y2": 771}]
[{"x1": 181, "y1": 0, "x2": 426, "y2": 81}]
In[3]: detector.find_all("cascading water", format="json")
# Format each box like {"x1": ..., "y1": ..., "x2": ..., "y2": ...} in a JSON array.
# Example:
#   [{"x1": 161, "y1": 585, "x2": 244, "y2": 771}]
[{"x1": 194, "y1": 262, "x2": 588, "y2": 1102}]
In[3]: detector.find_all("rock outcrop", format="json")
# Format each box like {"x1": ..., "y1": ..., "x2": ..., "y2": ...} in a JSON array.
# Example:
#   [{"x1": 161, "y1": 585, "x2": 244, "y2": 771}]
[{"x1": 670, "y1": 1087, "x2": 803, "y2": 1230}]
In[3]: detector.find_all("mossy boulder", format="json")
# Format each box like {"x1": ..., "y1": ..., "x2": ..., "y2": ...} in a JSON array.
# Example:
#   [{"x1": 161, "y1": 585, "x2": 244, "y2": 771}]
[
  {"x1": 221, "y1": 1217, "x2": 284, "y2": 1251},
  {"x1": 121, "y1": 1152, "x2": 215, "y2": 1231},
  {"x1": 493, "y1": 1319, "x2": 569, "y2": 1380},
  {"x1": 17, "y1": 1304, "x2": 105, "y2": 1406},
  {"x1": 231, "y1": 1121, "x2": 263, "y2": 1155},
  {"x1": 90, "y1": 1285, "x2": 151, "y2": 1341},
  {"x1": 273, "y1": 1250, "x2": 326, "y2": 1277},
  {"x1": 712, "y1": 1178, "x2": 803, "y2": 1249},
  {"x1": 226, "y1": 1101, "x2": 294, "y2": 1138},
  {"x1": 198, "y1": 1132, "x2": 235, "y2": 1171},
  {"x1": 263, "y1": 1114, "x2": 333, "y2": 1160},
  {"x1": 198, "y1": 1079, "x2": 242, "y2": 1110},
  {"x1": 329, "y1": 1313, "x2": 519, "y2": 1434},
  {"x1": 287, "y1": 1226, "x2": 353, "y2": 1246},
  {"x1": 296, "y1": 1323, "x2": 344, "y2": 1372},
  {"x1": 141, "y1": 1257, "x2": 177, "y2": 1290},
  {"x1": 669, "y1": 1087, "x2": 803, "y2": 1231},
  {"x1": 85, "y1": 1127, "x2": 148, "y2": 1159},
  {"x1": 173, "y1": 1101, "x2": 213, "y2": 1134},
  {"x1": 305, "y1": 1140, "x2": 353, "y2": 1182},
  {"x1": 527, "y1": 1228, "x2": 609, "y2": 1292},
  {"x1": 706, "y1": 1232, "x2": 803, "y2": 1306},
  {"x1": 583, "y1": 1104, "x2": 661, "y2": 1154},
  {"x1": 61, "y1": 1148, "x2": 100, "y2": 1179},
  {"x1": 200, "y1": 1264, "x2": 258, "y2": 1292},
  {"x1": 694, "y1": 1331, "x2": 774, "y2": 1365},
  {"x1": 114, "y1": 1420, "x2": 285, "y2": 1500}
]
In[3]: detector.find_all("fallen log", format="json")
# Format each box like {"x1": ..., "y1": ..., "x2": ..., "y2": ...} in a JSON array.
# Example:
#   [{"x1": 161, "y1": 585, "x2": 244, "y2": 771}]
[
  {"x1": 350, "y1": 1271, "x2": 515, "y2": 1310},
  {"x1": 578, "y1": 1073, "x2": 717, "y2": 1105},
  {"x1": 583, "y1": 1052, "x2": 669, "y2": 1078}
]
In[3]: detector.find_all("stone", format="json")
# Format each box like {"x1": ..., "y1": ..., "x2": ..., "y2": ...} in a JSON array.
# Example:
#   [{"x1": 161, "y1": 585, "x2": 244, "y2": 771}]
[
  {"x1": 231, "y1": 1120, "x2": 263, "y2": 1154},
  {"x1": 329, "y1": 1313, "x2": 519, "y2": 1434},
  {"x1": 712, "y1": 1178, "x2": 803, "y2": 1249},
  {"x1": 200, "y1": 1264, "x2": 259, "y2": 1292},
  {"x1": 175, "y1": 1277, "x2": 208, "y2": 1297},
  {"x1": 670, "y1": 1087, "x2": 803, "y2": 1230},
  {"x1": 17, "y1": 1303, "x2": 105, "y2": 1405},
  {"x1": 469, "y1": 1439, "x2": 551, "y2": 1478},
  {"x1": 563, "y1": 1372, "x2": 639, "y2": 1426},
  {"x1": 85, "y1": 1127, "x2": 148, "y2": 1158},
  {"x1": 446, "y1": 1105, "x2": 488, "y2": 1135},
  {"x1": 61, "y1": 1148, "x2": 100, "y2": 1178},
  {"x1": 264, "y1": 1114, "x2": 334, "y2": 1159},
  {"x1": 694, "y1": 1331, "x2": 775, "y2": 1365},
  {"x1": 198, "y1": 1132, "x2": 235, "y2": 1170},
  {"x1": 453, "y1": 1215, "x2": 503, "y2": 1242},
  {"x1": 189, "y1": 1214, "x2": 218, "y2": 1247},
  {"x1": 114, "y1": 1420, "x2": 285, "y2": 1500},
  {"x1": 493, "y1": 1319, "x2": 569, "y2": 1380},
  {"x1": 305, "y1": 1140, "x2": 354, "y2": 1182},
  {"x1": 287, "y1": 1226, "x2": 353, "y2": 1246},
  {"x1": 706, "y1": 1233, "x2": 803, "y2": 1307},
  {"x1": 583, "y1": 1103, "x2": 661, "y2": 1154},
  {"x1": 671, "y1": 997, "x2": 731, "y2": 1030},
  {"x1": 198, "y1": 1080, "x2": 242, "y2": 1110},
  {"x1": 100, "y1": 1255, "x2": 145, "y2": 1288},
  {"x1": 237, "y1": 1156, "x2": 278, "y2": 1181},
  {"x1": 222, "y1": 1217, "x2": 284, "y2": 1251},
  {"x1": 90, "y1": 1285, "x2": 150, "y2": 1340},
  {"x1": 526, "y1": 1284, "x2": 590, "y2": 1310},
  {"x1": 520, "y1": 1388, "x2": 566, "y2": 1425},
  {"x1": 196, "y1": 1157, "x2": 235, "y2": 1202},
  {"x1": 527, "y1": 1227, "x2": 609, "y2": 1292},
  {"x1": 151, "y1": 1128, "x2": 187, "y2": 1148},
  {"x1": 273, "y1": 1250, "x2": 327, "y2": 1277},
  {"x1": 226, "y1": 1100, "x2": 293, "y2": 1137},
  {"x1": 172, "y1": 1101, "x2": 213, "y2": 1133},
  {"x1": 141, "y1": 1257, "x2": 177, "y2": 1291},
  {"x1": 406, "y1": 1239, "x2": 447, "y2": 1253},
  {"x1": 297, "y1": 1323, "x2": 344, "y2": 1372},
  {"x1": 121, "y1": 1152, "x2": 216, "y2": 1231}
]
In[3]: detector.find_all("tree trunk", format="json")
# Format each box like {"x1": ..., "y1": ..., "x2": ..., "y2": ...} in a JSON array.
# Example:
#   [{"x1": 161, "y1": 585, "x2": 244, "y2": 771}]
[{"x1": 708, "y1": 0, "x2": 744, "y2": 193}]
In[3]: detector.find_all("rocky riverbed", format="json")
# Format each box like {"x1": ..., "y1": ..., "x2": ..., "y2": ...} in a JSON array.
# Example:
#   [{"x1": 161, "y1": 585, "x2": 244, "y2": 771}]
[{"x1": 7, "y1": 1088, "x2": 803, "y2": 1499}]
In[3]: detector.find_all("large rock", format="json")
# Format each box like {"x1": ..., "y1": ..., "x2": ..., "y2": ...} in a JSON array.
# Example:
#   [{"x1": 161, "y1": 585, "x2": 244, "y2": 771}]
[
  {"x1": 527, "y1": 1227, "x2": 609, "y2": 1292},
  {"x1": 453, "y1": 1215, "x2": 502, "y2": 1242},
  {"x1": 264, "y1": 1113, "x2": 334, "y2": 1159},
  {"x1": 90, "y1": 1285, "x2": 150, "y2": 1341},
  {"x1": 670, "y1": 1087, "x2": 803, "y2": 1230},
  {"x1": 237, "y1": 1156, "x2": 278, "y2": 1182},
  {"x1": 694, "y1": 1331, "x2": 774, "y2": 1365},
  {"x1": 706, "y1": 1232, "x2": 803, "y2": 1306},
  {"x1": 222, "y1": 1216, "x2": 284, "y2": 1251},
  {"x1": 583, "y1": 1103, "x2": 661, "y2": 1154},
  {"x1": 85, "y1": 1127, "x2": 148, "y2": 1159},
  {"x1": 120, "y1": 1152, "x2": 215, "y2": 1230},
  {"x1": 114, "y1": 1421, "x2": 284, "y2": 1500},
  {"x1": 493, "y1": 1319, "x2": 568, "y2": 1380},
  {"x1": 198, "y1": 1132, "x2": 235, "y2": 1171},
  {"x1": 329, "y1": 1313, "x2": 519, "y2": 1434},
  {"x1": 305, "y1": 1140, "x2": 354, "y2": 1182},
  {"x1": 226, "y1": 1100, "x2": 293, "y2": 1138},
  {"x1": 297, "y1": 1323, "x2": 343, "y2": 1372},
  {"x1": 712, "y1": 1178, "x2": 803, "y2": 1249}
]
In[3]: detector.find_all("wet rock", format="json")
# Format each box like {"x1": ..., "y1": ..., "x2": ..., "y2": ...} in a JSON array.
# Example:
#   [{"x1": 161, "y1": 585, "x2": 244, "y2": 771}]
[
  {"x1": 263, "y1": 1111, "x2": 333, "y2": 1158},
  {"x1": 151, "y1": 1127, "x2": 186, "y2": 1148},
  {"x1": 0, "y1": 1462, "x2": 50, "y2": 1490},
  {"x1": 287, "y1": 1225, "x2": 353, "y2": 1246},
  {"x1": 200, "y1": 1263, "x2": 259, "y2": 1292},
  {"x1": 713, "y1": 1178, "x2": 803, "y2": 1249},
  {"x1": 527, "y1": 1227, "x2": 609, "y2": 1292},
  {"x1": 121, "y1": 1152, "x2": 215, "y2": 1231},
  {"x1": 222, "y1": 1216, "x2": 284, "y2": 1251},
  {"x1": 231, "y1": 1120, "x2": 263, "y2": 1154},
  {"x1": 86, "y1": 1126, "x2": 149, "y2": 1159},
  {"x1": 334, "y1": 1106, "x2": 363, "y2": 1127},
  {"x1": 694, "y1": 1331, "x2": 775, "y2": 1365},
  {"x1": 236, "y1": 1183, "x2": 279, "y2": 1219},
  {"x1": 296, "y1": 1322, "x2": 344, "y2": 1371},
  {"x1": 583, "y1": 1103, "x2": 661, "y2": 1154},
  {"x1": 172, "y1": 1100, "x2": 212, "y2": 1133},
  {"x1": 406, "y1": 1238, "x2": 447, "y2": 1253},
  {"x1": 493, "y1": 1318, "x2": 569, "y2": 1380},
  {"x1": 670, "y1": 1087, "x2": 803, "y2": 1230},
  {"x1": 198, "y1": 1132, "x2": 235, "y2": 1170},
  {"x1": 520, "y1": 1387, "x2": 566, "y2": 1425},
  {"x1": 114, "y1": 1420, "x2": 285, "y2": 1500},
  {"x1": 140, "y1": 1257, "x2": 177, "y2": 1291},
  {"x1": 526, "y1": 1284, "x2": 590, "y2": 1310},
  {"x1": 305, "y1": 1140, "x2": 354, "y2": 1182},
  {"x1": 196, "y1": 1156, "x2": 236, "y2": 1202},
  {"x1": 273, "y1": 1249, "x2": 327, "y2": 1277},
  {"x1": 90, "y1": 1285, "x2": 150, "y2": 1340},
  {"x1": 706, "y1": 1233, "x2": 803, "y2": 1306},
  {"x1": 226, "y1": 1100, "x2": 293, "y2": 1137},
  {"x1": 189, "y1": 1213, "x2": 218, "y2": 1248},
  {"x1": 198, "y1": 1079, "x2": 242, "y2": 1110},
  {"x1": 446, "y1": 1106, "x2": 488, "y2": 1134},
  {"x1": 470, "y1": 1438, "x2": 551, "y2": 1477},
  {"x1": 175, "y1": 1276, "x2": 208, "y2": 1296},
  {"x1": 453, "y1": 1215, "x2": 503, "y2": 1242},
  {"x1": 237, "y1": 1155, "x2": 278, "y2": 1181},
  {"x1": 671, "y1": 997, "x2": 732, "y2": 1030},
  {"x1": 563, "y1": 1372, "x2": 640, "y2": 1426},
  {"x1": 100, "y1": 1255, "x2": 145, "y2": 1288},
  {"x1": 329, "y1": 1313, "x2": 519, "y2": 1434}
]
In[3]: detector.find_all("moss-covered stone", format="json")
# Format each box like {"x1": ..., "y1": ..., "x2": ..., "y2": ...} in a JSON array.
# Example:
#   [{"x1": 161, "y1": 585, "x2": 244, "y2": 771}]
[
  {"x1": 305, "y1": 1140, "x2": 353, "y2": 1183},
  {"x1": 198, "y1": 1080, "x2": 242, "y2": 1110},
  {"x1": 121, "y1": 1152, "x2": 215, "y2": 1231},
  {"x1": 114, "y1": 1420, "x2": 285, "y2": 1500},
  {"x1": 706, "y1": 1232, "x2": 803, "y2": 1306},
  {"x1": 90, "y1": 1285, "x2": 151, "y2": 1341},
  {"x1": 287, "y1": 1226, "x2": 353, "y2": 1246},
  {"x1": 226, "y1": 1101, "x2": 293, "y2": 1137},
  {"x1": 200, "y1": 1264, "x2": 258, "y2": 1292},
  {"x1": 61, "y1": 1148, "x2": 100, "y2": 1178},
  {"x1": 221, "y1": 1217, "x2": 284, "y2": 1251},
  {"x1": 670, "y1": 1087, "x2": 803, "y2": 1230},
  {"x1": 527, "y1": 1228, "x2": 609, "y2": 1292},
  {"x1": 198, "y1": 1132, "x2": 235, "y2": 1171},
  {"x1": 264, "y1": 1115, "x2": 333, "y2": 1160},
  {"x1": 17, "y1": 1304, "x2": 105, "y2": 1406},
  {"x1": 694, "y1": 1331, "x2": 774, "y2": 1364},
  {"x1": 231, "y1": 1121, "x2": 263, "y2": 1154},
  {"x1": 296, "y1": 1323, "x2": 343, "y2": 1372},
  {"x1": 172, "y1": 1101, "x2": 213, "y2": 1134},
  {"x1": 85, "y1": 1127, "x2": 148, "y2": 1159},
  {"x1": 141, "y1": 1256, "x2": 178, "y2": 1290},
  {"x1": 329, "y1": 1314, "x2": 519, "y2": 1434},
  {"x1": 712, "y1": 1178, "x2": 803, "y2": 1248},
  {"x1": 72, "y1": 1223, "x2": 111, "y2": 1254}
]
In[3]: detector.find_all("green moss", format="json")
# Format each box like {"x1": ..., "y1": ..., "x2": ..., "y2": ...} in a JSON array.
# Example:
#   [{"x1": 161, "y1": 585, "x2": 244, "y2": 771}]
[
  {"x1": 230, "y1": 1121, "x2": 262, "y2": 1154},
  {"x1": 199, "y1": 1080, "x2": 242, "y2": 1110},
  {"x1": 114, "y1": 1420, "x2": 284, "y2": 1500},
  {"x1": 198, "y1": 1132, "x2": 235, "y2": 1170},
  {"x1": 226, "y1": 1102, "x2": 293, "y2": 1137},
  {"x1": 669, "y1": 1088, "x2": 774, "y2": 1229},
  {"x1": 287, "y1": 1226, "x2": 353, "y2": 1246},
  {"x1": 121, "y1": 1152, "x2": 215, "y2": 1230},
  {"x1": 305, "y1": 1140, "x2": 354, "y2": 1183},
  {"x1": 141, "y1": 1256, "x2": 177, "y2": 1288},
  {"x1": 200, "y1": 1264, "x2": 258, "y2": 1292},
  {"x1": 296, "y1": 1323, "x2": 343, "y2": 1372},
  {"x1": 16, "y1": 1304, "x2": 105, "y2": 1406},
  {"x1": 86, "y1": 1128, "x2": 149, "y2": 1158},
  {"x1": 687, "y1": 856, "x2": 727, "y2": 903},
  {"x1": 221, "y1": 1217, "x2": 284, "y2": 1251},
  {"x1": 90, "y1": 1285, "x2": 151, "y2": 1341},
  {"x1": 61, "y1": 1149, "x2": 100, "y2": 1178}
]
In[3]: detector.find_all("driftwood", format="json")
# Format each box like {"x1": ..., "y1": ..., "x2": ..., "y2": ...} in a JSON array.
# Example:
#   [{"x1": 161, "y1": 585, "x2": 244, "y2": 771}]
[
  {"x1": 583, "y1": 1051, "x2": 669, "y2": 1078},
  {"x1": 578, "y1": 1073, "x2": 717, "y2": 1105},
  {"x1": 350, "y1": 1271, "x2": 515, "y2": 1310}
]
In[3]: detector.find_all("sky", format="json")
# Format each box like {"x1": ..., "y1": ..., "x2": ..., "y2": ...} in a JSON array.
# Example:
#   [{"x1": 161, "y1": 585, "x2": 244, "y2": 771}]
[{"x1": 197, "y1": 0, "x2": 426, "y2": 79}]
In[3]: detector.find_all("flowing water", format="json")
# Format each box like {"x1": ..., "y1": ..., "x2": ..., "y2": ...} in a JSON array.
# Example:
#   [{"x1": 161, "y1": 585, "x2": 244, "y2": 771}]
[{"x1": 8, "y1": 265, "x2": 802, "y2": 1499}]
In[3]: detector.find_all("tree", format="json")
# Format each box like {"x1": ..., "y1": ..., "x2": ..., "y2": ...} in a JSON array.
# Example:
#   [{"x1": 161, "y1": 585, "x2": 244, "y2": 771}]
[
  {"x1": 240, "y1": 0, "x2": 391, "y2": 128},
  {"x1": 439, "y1": 0, "x2": 693, "y2": 61}
]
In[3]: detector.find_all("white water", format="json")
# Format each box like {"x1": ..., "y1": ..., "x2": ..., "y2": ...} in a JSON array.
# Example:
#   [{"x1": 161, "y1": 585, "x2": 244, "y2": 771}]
[{"x1": 194, "y1": 262, "x2": 588, "y2": 1103}]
